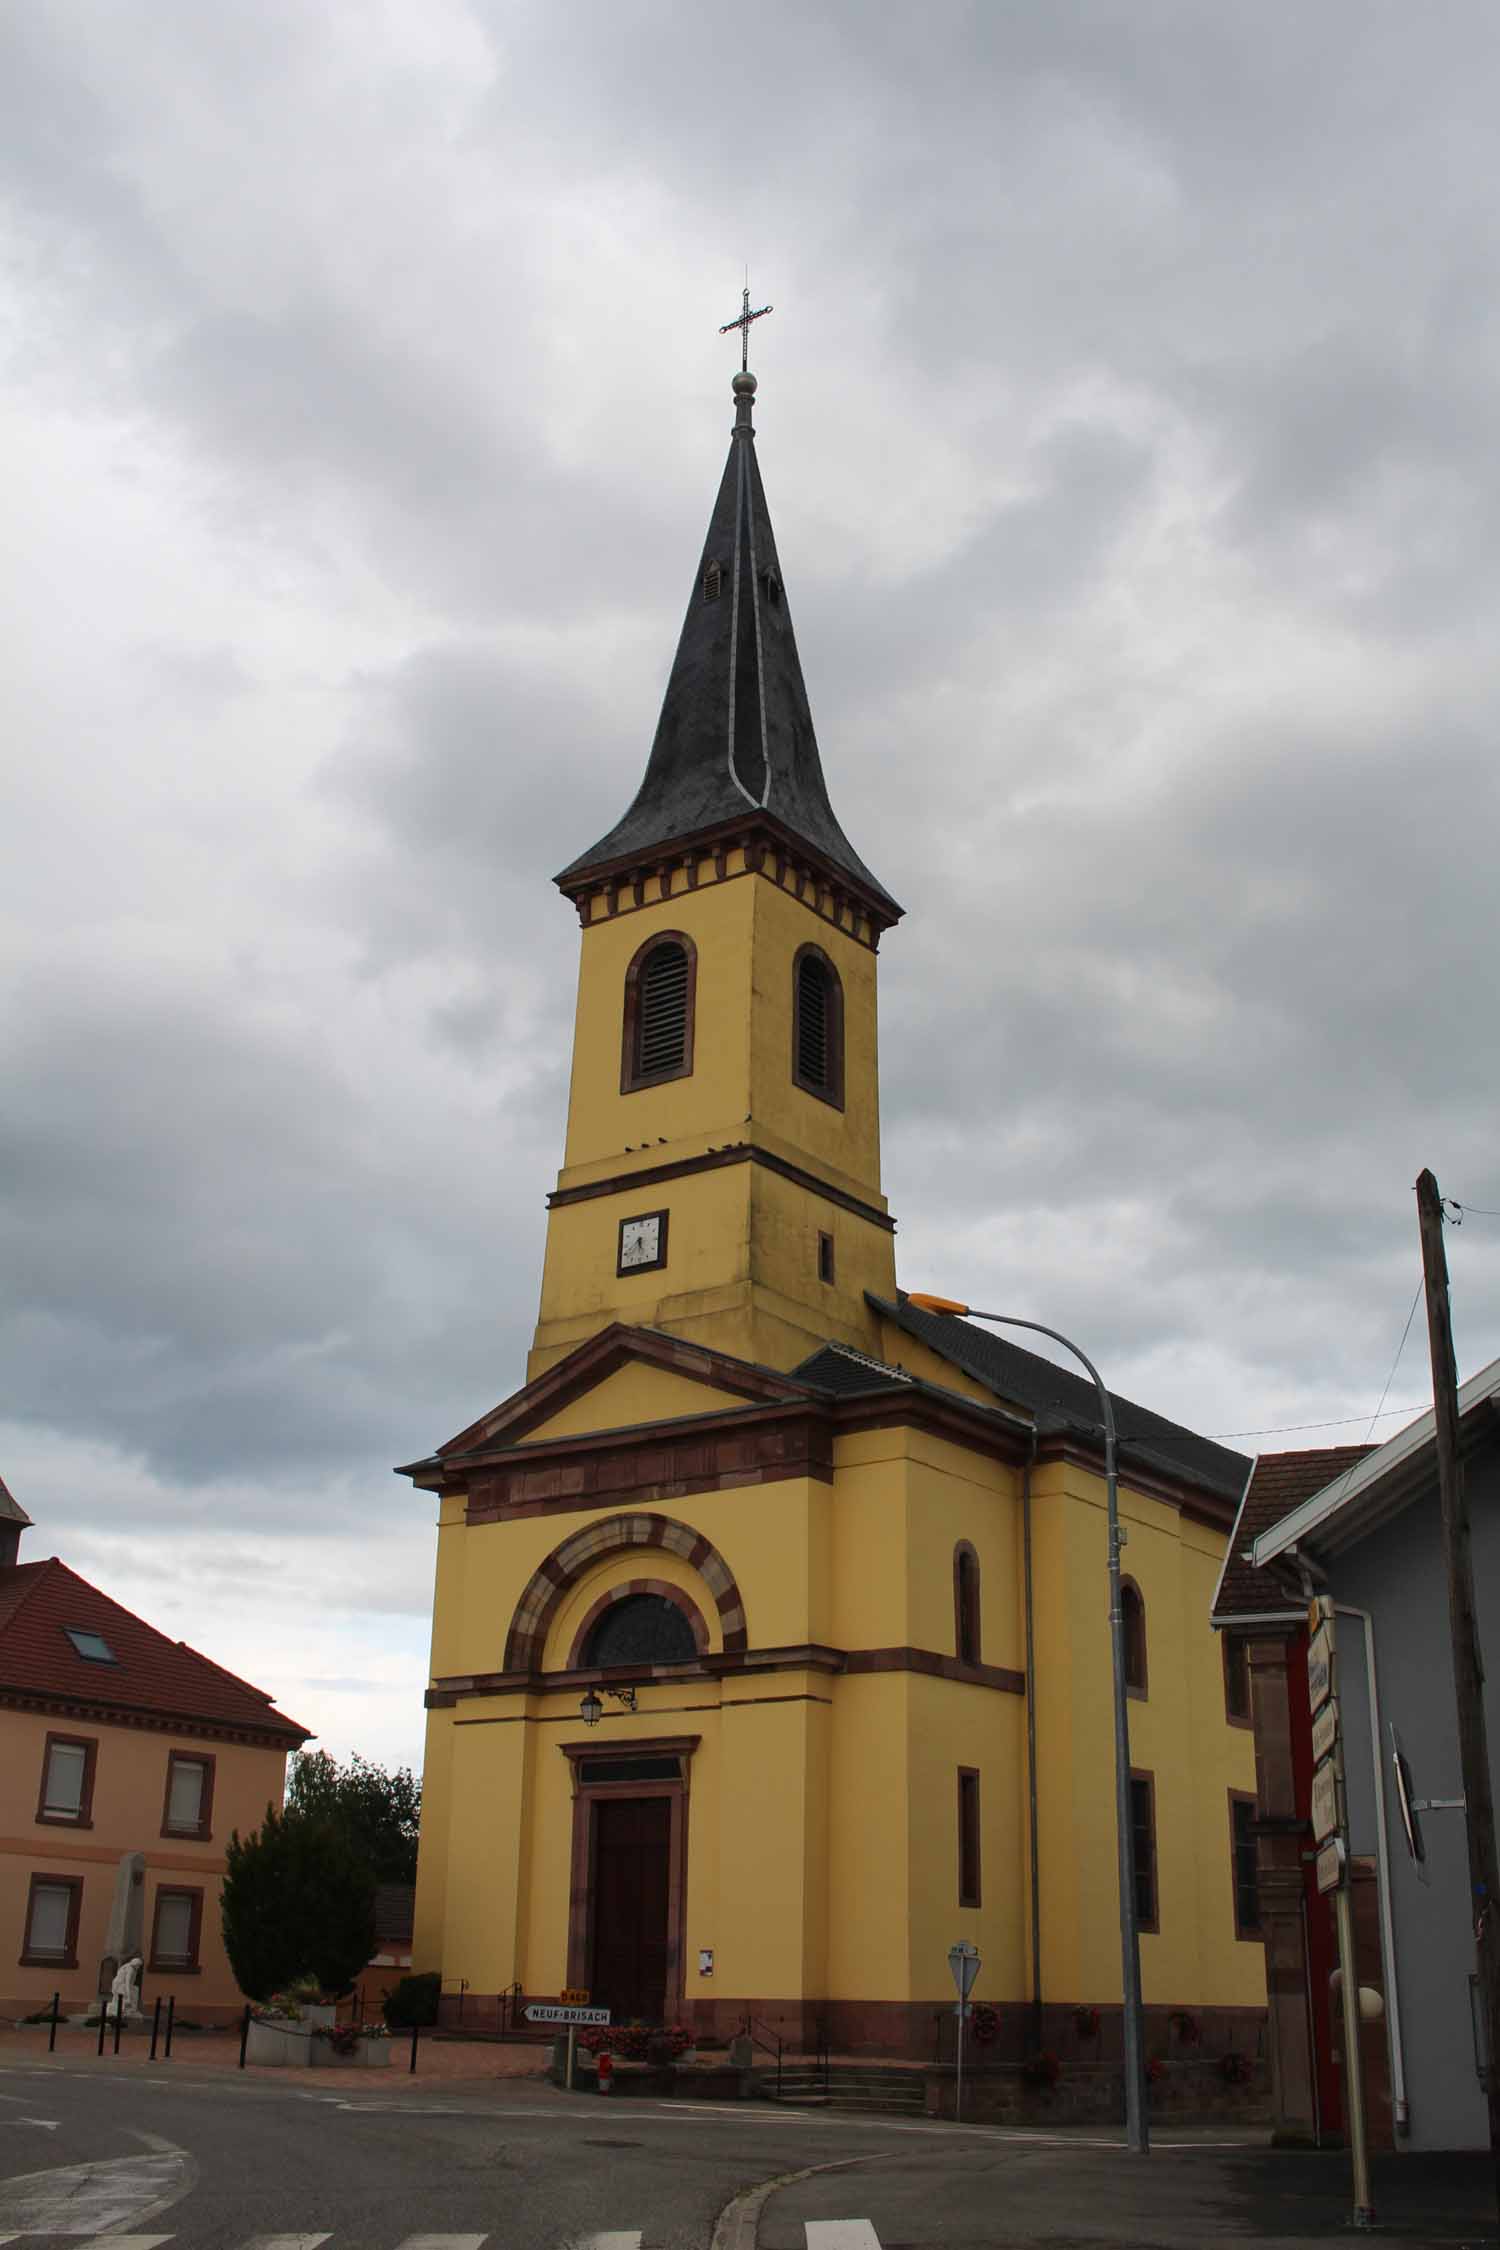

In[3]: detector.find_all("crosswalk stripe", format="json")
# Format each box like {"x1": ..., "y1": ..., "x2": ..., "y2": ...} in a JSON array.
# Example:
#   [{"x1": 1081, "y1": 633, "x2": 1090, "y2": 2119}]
[
  {"x1": 572, "y1": 2234, "x2": 642, "y2": 2250},
  {"x1": 395, "y1": 2237, "x2": 490, "y2": 2248},
  {"x1": 88, "y1": 2237, "x2": 177, "y2": 2247},
  {"x1": 239, "y1": 2238, "x2": 332, "y2": 2248},
  {"x1": 806, "y1": 2224, "x2": 882, "y2": 2250}
]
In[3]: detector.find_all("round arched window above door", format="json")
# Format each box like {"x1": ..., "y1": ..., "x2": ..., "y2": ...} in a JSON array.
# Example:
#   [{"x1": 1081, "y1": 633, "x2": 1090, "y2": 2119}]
[{"x1": 582, "y1": 1593, "x2": 698, "y2": 1669}]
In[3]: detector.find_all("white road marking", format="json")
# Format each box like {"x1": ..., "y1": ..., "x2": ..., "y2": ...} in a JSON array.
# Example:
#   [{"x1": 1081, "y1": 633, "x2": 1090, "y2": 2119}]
[
  {"x1": 16, "y1": 2116, "x2": 60, "y2": 2128},
  {"x1": 239, "y1": 2238, "x2": 332, "y2": 2249},
  {"x1": 0, "y1": 2148, "x2": 192, "y2": 2236},
  {"x1": 805, "y1": 2225, "x2": 882, "y2": 2250},
  {"x1": 88, "y1": 2237, "x2": 177, "y2": 2247},
  {"x1": 570, "y1": 2234, "x2": 642, "y2": 2250}
]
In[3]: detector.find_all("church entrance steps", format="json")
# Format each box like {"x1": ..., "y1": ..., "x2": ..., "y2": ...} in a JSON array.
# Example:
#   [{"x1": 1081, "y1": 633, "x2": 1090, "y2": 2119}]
[{"x1": 758, "y1": 2065, "x2": 926, "y2": 2115}]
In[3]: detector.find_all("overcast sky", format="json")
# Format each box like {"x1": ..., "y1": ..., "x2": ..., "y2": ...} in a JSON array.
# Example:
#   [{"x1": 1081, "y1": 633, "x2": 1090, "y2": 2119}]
[{"x1": 4, "y1": 3, "x2": 1499, "y2": 1775}]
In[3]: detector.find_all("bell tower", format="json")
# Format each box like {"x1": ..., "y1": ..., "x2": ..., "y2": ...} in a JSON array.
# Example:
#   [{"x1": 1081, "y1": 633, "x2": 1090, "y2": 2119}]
[{"x1": 529, "y1": 363, "x2": 902, "y2": 1378}]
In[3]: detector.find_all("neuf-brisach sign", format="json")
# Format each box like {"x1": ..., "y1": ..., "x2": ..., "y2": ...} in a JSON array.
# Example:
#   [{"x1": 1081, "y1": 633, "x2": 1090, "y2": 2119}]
[{"x1": 526, "y1": 2003, "x2": 611, "y2": 2027}]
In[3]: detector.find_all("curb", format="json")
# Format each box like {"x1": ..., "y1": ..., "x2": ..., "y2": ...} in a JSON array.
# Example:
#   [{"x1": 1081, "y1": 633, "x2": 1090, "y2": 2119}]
[{"x1": 709, "y1": 2154, "x2": 885, "y2": 2250}]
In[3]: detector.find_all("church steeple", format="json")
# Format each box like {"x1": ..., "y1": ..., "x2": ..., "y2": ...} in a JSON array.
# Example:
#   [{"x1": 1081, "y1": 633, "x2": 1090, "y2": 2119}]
[
  {"x1": 556, "y1": 370, "x2": 900, "y2": 931},
  {"x1": 532, "y1": 355, "x2": 901, "y2": 1381}
]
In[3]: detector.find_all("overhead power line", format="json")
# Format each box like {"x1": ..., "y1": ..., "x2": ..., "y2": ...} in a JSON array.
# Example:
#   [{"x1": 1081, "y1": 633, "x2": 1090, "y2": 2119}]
[{"x1": 1209, "y1": 1405, "x2": 1423, "y2": 1440}]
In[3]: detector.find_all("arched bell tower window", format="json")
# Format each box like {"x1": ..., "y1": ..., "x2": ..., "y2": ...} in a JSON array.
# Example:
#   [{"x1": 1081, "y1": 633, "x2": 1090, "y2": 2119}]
[
  {"x1": 622, "y1": 931, "x2": 697, "y2": 1093},
  {"x1": 1121, "y1": 1578, "x2": 1148, "y2": 1698},
  {"x1": 792, "y1": 944, "x2": 844, "y2": 1109},
  {"x1": 583, "y1": 1593, "x2": 698, "y2": 1669},
  {"x1": 954, "y1": 1542, "x2": 981, "y2": 1667}
]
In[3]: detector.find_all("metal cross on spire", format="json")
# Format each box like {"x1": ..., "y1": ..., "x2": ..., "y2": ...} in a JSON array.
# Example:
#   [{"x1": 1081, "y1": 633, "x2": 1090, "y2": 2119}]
[{"x1": 719, "y1": 284, "x2": 773, "y2": 372}]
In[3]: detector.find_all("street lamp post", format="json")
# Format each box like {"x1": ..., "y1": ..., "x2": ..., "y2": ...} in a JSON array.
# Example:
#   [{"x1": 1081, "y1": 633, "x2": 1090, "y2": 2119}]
[{"x1": 908, "y1": 1294, "x2": 1150, "y2": 2154}]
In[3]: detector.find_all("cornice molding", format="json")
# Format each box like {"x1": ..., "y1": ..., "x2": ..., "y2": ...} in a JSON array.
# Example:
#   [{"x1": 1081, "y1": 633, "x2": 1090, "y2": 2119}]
[
  {"x1": 0, "y1": 1688, "x2": 305, "y2": 1753},
  {"x1": 546, "y1": 1141, "x2": 896, "y2": 1233}
]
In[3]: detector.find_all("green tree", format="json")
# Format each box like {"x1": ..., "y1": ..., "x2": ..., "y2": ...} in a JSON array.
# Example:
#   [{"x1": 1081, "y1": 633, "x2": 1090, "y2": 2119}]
[
  {"x1": 221, "y1": 1805, "x2": 377, "y2": 2001},
  {"x1": 285, "y1": 1750, "x2": 421, "y2": 1884}
]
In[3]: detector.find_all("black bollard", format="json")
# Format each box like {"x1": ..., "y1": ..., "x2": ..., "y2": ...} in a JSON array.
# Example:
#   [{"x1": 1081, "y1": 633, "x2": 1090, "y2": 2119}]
[
  {"x1": 409, "y1": 2022, "x2": 419, "y2": 2075},
  {"x1": 96, "y1": 1999, "x2": 107, "y2": 2057},
  {"x1": 165, "y1": 1992, "x2": 175, "y2": 2059},
  {"x1": 238, "y1": 2002, "x2": 250, "y2": 2069},
  {"x1": 113, "y1": 1992, "x2": 124, "y2": 2056},
  {"x1": 48, "y1": 1992, "x2": 59, "y2": 2054},
  {"x1": 149, "y1": 1994, "x2": 162, "y2": 2061}
]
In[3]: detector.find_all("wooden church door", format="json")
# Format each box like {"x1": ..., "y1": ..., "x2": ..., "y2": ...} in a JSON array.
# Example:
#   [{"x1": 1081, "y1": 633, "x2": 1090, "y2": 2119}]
[{"x1": 590, "y1": 1795, "x2": 671, "y2": 2024}]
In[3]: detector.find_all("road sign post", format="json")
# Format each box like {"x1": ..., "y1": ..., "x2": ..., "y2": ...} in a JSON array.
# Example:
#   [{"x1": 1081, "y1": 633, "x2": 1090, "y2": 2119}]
[
  {"x1": 526, "y1": 2000, "x2": 611, "y2": 2095},
  {"x1": 1306, "y1": 1597, "x2": 1374, "y2": 2229},
  {"x1": 948, "y1": 1941, "x2": 981, "y2": 2123}
]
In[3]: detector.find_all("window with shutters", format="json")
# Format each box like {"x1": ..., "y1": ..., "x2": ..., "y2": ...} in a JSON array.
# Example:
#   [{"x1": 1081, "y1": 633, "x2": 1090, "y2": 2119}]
[
  {"x1": 37, "y1": 1733, "x2": 96, "y2": 1826},
  {"x1": 149, "y1": 1885, "x2": 203, "y2": 1972},
  {"x1": 791, "y1": 945, "x2": 844, "y2": 1107},
  {"x1": 1229, "y1": 1792, "x2": 1261, "y2": 1938},
  {"x1": 22, "y1": 1873, "x2": 83, "y2": 1966},
  {"x1": 621, "y1": 932, "x2": 697, "y2": 1092},
  {"x1": 161, "y1": 1752, "x2": 215, "y2": 1840},
  {"x1": 1130, "y1": 1770, "x2": 1159, "y2": 1931}
]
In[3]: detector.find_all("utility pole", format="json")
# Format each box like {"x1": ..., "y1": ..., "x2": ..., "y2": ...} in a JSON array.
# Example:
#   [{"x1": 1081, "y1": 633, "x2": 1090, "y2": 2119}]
[{"x1": 1416, "y1": 1167, "x2": 1500, "y2": 2209}]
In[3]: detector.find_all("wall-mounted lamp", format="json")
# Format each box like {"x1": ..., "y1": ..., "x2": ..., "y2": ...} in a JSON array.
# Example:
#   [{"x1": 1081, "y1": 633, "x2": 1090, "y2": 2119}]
[{"x1": 579, "y1": 1685, "x2": 638, "y2": 1727}]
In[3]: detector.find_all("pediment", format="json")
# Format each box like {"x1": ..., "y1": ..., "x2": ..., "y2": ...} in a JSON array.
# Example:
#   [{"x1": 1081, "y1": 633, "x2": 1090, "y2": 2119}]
[{"x1": 433, "y1": 1323, "x2": 812, "y2": 1462}]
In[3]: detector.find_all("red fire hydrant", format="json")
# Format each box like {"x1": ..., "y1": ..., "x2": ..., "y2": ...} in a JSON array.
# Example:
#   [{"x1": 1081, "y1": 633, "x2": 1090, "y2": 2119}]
[{"x1": 597, "y1": 2049, "x2": 614, "y2": 2095}]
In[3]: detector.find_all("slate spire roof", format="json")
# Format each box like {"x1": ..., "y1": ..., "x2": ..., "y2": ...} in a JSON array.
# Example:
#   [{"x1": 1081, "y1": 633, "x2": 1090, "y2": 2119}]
[{"x1": 556, "y1": 371, "x2": 901, "y2": 925}]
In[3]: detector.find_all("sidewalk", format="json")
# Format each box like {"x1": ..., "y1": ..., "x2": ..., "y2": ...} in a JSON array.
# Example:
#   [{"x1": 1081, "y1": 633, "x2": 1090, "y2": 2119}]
[{"x1": 0, "y1": 2024, "x2": 556, "y2": 2094}]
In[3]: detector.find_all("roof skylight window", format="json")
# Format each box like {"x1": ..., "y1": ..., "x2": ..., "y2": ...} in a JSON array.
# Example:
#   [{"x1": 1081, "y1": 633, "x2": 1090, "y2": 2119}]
[{"x1": 64, "y1": 1627, "x2": 117, "y2": 1664}]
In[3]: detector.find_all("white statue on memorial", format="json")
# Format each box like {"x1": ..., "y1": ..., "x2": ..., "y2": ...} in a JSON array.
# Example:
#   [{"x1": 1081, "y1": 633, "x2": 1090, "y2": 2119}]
[{"x1": 109, "y1": 1952, "x2": 143, "y2": 2015}]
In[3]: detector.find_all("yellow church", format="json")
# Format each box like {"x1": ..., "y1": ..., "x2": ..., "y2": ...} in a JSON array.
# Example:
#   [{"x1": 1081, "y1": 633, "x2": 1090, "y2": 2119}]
[{"x1": 400, "y1": 362, "x2": 1265, "y2": 2059}]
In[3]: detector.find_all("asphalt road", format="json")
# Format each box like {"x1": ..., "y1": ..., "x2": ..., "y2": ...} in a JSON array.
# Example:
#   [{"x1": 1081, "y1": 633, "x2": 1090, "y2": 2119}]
[{"x1": 0, "y1": 2057, "x2": 1493, "y2": 2250}]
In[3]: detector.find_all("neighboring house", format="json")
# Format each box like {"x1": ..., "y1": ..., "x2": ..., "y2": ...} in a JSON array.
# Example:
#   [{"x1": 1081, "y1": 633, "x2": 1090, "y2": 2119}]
[
  {"x1": 401, "y1": 367, "x2": 1266, "y2": 2060},
  {"x1": 362, "y1": 1882, "x2": 415, "y2": 2011},
  {"x1": 0, "y1": 1483, "x2": 310, "y2": 2024},
  {"x1": 1212, "y1": 1363, "x2": 1500, "y2": 2153}
]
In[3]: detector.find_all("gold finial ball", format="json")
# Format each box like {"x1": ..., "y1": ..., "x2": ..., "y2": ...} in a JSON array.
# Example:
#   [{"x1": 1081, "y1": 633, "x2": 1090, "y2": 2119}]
[{"x1": 732, "y1": 370, "x2": 758, "y2": 395}]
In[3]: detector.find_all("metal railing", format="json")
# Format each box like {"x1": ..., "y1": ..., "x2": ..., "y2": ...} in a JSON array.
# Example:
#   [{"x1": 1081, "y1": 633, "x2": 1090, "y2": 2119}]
[{"x1": 741, "y1": 2013, "x2": 784, "y2": 2097}]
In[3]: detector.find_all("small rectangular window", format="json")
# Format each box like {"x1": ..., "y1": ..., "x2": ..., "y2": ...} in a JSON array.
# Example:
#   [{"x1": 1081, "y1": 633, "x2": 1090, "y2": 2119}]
[
  {"x1": 149, "y1": 1886, "x2": 203, "y2": 1971},
  {"x1": 1230, "y1": 1793, "x2": 1261, "y2": 1938},
  {"x1": 1223, "y1": 1632, "x2": 1251, "y2": 1724},
  {"x1": 958, "y1": 1767, "x2": 981, "y2": 1908},
  {"x1": 1130, "y1": 1771, "x2": 1158, "y2": 1931},
  {"x1": 817, "y1": 1231, "x2": 835, "y2": 1285},
  {"x1": 22, "y1": 1874, "x2": 82, "y2": 1966},
  {"x1": 63, "y1": 1627, "x2": 116, "y2": 1664},
  {"x1": 38, "y1": 1733, "x2": 96, "y2": 1825},
  {"x1": 162, "y1": 1753, "x2": 214, "y2": 1839}
]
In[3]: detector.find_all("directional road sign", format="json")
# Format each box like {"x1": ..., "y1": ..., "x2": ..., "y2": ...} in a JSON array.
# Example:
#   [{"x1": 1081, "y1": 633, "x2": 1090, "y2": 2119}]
[{"x1": 526, "y1": 2003, "x2": 611, "y2": 2027}]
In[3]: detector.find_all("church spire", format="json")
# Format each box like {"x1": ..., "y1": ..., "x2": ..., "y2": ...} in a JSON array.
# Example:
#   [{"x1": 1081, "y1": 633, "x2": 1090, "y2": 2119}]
[{"x1": 556, "y1": 354, "x2": 901, "y2": 931}]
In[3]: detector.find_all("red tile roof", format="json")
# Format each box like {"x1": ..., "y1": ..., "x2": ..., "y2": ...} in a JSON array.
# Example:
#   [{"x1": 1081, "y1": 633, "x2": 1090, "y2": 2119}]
[
  {"x1": 0, "y1": 1557, "x2": 310, "y2": 1745},
  {"x1": 1212, "y1": 1446, "x2": 1376, "y2": 1623}
]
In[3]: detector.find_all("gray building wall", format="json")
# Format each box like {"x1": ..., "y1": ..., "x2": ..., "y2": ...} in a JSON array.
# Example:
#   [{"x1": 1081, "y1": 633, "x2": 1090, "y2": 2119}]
[{"x1": 1324, "y1": 1441, "x2": 1500, "y2": 2152}]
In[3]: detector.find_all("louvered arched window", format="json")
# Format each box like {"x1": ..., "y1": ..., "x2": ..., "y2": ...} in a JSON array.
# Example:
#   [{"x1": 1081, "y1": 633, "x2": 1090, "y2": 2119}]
[
  {"x1": 622, "y1": 932, "x2": 696, "y2": 1092},
  {"x1": 792, "y1": 945, "x2": 844, "y2": 1107}
]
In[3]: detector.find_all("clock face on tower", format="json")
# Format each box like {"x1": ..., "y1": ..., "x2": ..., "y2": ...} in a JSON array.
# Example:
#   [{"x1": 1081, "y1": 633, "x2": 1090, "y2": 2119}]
[{"x1": 617, "y1": 1209, "x2": 669, "y2": 1275}]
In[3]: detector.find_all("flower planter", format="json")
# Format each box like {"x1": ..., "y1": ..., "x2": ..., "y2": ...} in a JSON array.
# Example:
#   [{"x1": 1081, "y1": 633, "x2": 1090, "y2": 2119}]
[
  {"x1": 246, "y1": 2018, "x2": 313, "y2": 2068},
  {"x1": 311, "y1": 2035, "x2": 390, "y2": 2067}
]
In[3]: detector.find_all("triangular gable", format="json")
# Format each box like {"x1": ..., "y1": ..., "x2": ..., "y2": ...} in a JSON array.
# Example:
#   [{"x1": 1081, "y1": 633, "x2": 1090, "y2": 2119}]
[{"x1": 425, "y1": 1322, "x2": 814, "y2": 1463}]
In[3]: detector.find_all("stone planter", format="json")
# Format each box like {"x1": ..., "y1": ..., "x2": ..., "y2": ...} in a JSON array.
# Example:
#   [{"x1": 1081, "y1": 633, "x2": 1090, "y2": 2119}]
[
  {"x1": 246, "y1": 2017, "x2": 313, "y2": 2068},
  {"x1": 310, "y1": 2034, "x2": 391, "y2": 2067}
]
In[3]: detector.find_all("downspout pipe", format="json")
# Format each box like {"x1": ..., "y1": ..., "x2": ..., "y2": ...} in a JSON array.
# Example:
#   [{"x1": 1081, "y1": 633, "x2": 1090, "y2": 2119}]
[{"x1": 1022, "y1": 1426, "x2": 1042, "y2": 2057}]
